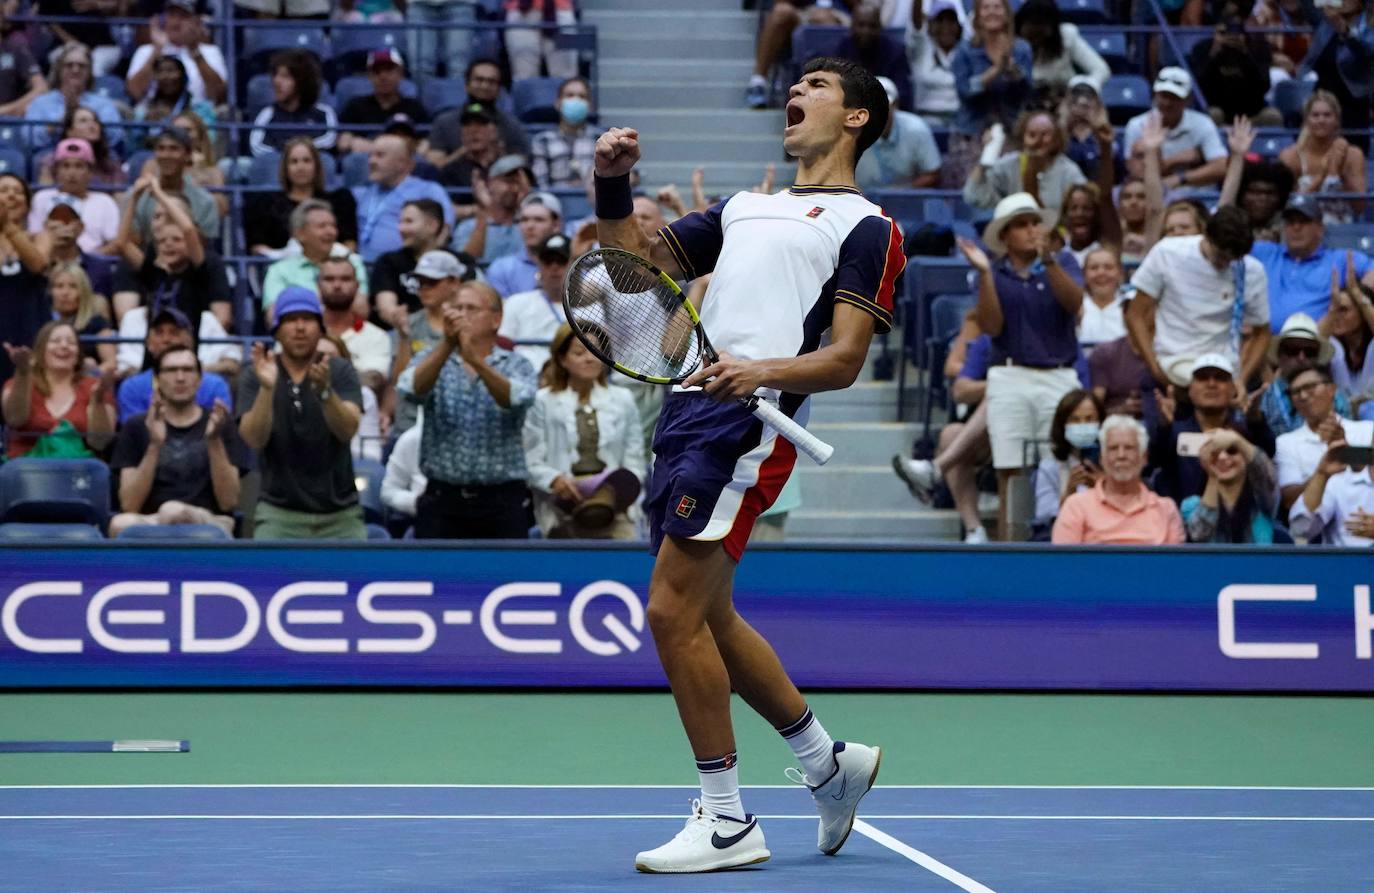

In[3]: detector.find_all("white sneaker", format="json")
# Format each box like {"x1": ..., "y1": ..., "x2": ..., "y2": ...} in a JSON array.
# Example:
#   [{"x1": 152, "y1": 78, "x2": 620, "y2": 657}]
[
  {"x1": 786, "y1": 741, "x2": 882, "y2": 855},
  {"x1": 634, "y1": 800, "x2": 770, "y2": 873},
  {"x1": 891, "y1": 455, "x2": 938, "y2": 504},
  {"x1": 963, "y1": 524, "x2": 989, "y2": 544}
]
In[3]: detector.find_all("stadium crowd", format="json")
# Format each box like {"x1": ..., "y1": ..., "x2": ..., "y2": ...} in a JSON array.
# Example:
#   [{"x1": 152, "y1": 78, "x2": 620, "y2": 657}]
[{"x1": 0, "y1": 0, "x2": 1369, "y2": 546}]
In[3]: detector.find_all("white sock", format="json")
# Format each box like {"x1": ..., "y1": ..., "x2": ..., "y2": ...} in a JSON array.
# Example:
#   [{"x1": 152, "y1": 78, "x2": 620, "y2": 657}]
[
  {"x1": 696, "y1": 753, "x2": 745, "y2": 822},
  {"x1": 748, "y1": 73, "x2": 766, "y2": 87},
  {"x1": 777, "y1": 707, "x2": 836, "y2": 784}
]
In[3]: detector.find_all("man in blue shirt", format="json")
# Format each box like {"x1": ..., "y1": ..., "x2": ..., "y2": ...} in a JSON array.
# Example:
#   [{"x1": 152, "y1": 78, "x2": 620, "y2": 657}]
[
  {"x1": 353, "y1": 134, "x2": 454, "y2": 262},
  {"x1": 483, "y1": 191, "x2": 563, "y2": 298},
  {"x1": 115, "y1": 306, "x2": 232, "y2": 424},
  {"x1": 1250, "y1": 194, "x2": 1374, "y2": 328}
]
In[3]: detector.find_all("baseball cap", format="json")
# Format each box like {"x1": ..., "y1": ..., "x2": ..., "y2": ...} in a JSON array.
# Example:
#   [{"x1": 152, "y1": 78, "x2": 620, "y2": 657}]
[
  {"x1": 459, "y1": 102, "x2": 494, "y2": 125},
  {"x1": 488, "y1": 154, "x2": 531, "y2": 179},
  {"x1": 382, "y1": 113, "x2": 419, "y2": 139},
  {"x1": 1067, "y1": 74, "x2": 1100, "y2": 97},
  {"x1": 271, "y1": 286, "x2": 323, "y2": 332},
  {"x1": 149, "y1": 305, "x2": 193, "y2": 332},
  {"x1": 54, "y1": 138, "x2": 94, "y2": 165},
  {"x1": 368, "y1": 48, "x2": 404, "y2": 70},
  {"x1": 1281, "y1": 193, "x2": 1320, "y2": 221},
  {"x1": 535, "y1": 233, "x2": 572, "y2": 264},
  {"x1": 521, "y1": 190, "x2": 563, "y2": 219},
  {"x1": 46, "y1": 196, "x2": 81, "y2": 221},
  {"x1": 1152, "y1": 67, "x2": 1193, "y2": 99},
  {"x1": 1188, "y1": 353, "x2": 1235, "y2": 378},
  {"x1": 875, "y1": 76, "x2": 899, "y2": 108},
  {"x1": 413, "y1": 250, "x2": 465, "y2": 281}
]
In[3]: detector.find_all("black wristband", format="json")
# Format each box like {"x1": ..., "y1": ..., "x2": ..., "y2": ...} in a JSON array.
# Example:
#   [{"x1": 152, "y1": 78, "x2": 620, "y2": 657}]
[{"x1": 594, "y1": 173, "x2": 634, "y2": 220}]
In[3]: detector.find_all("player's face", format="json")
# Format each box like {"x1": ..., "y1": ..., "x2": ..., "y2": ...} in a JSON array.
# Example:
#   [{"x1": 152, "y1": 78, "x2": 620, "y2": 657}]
[{"x1": 783, "y1": 70, "x2": 864, "y2": 161}]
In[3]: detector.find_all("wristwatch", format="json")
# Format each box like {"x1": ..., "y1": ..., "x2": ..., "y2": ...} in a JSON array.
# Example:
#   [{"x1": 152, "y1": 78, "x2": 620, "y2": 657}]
[{"x1": 318, "y1": 386, "x2": 332, "y2": 401}]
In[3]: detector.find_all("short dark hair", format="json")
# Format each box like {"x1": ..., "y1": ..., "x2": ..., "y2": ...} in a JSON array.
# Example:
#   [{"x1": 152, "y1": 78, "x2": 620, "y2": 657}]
[
  {"x1": 404, "y1": 198, "x2": 445, "y2": 226},
  {"x1": 1206, "y1": 205, "x2": 1254, "y2": 259},
  {"x1": 800, "y1": 56, "x2": 889, "y2": 163},
  {"x1": 270, "y1": 48, "x2": 323, "y2": 108},
  {"x1": 153, "y1": 344, "x2": 201, "y2": 375},
  {"x1": 1285, "y1": 361, "x2": 1333, "y2": 386},
  {"x1": 464, "y1": 57, "x2": 502, "y2": 83},
  {"x1": 1014, "y1": 0, "x2": 1065, "y2": 57},
  {"x1": 1238, "y1": 160, "x2": 1296, "y2": 207},
  {"x1": 1050, "y1": 388, "x2": 1105, "y2": 461},
  {"x1": 319, "y1": 255, "x2": 357, "y2": 277}
]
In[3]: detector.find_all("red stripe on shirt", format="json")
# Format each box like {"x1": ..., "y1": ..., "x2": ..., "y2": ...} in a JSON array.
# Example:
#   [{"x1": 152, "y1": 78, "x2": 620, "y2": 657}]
[{"x1": 874, "y1": 215, "x2": 906, "y2": 318}]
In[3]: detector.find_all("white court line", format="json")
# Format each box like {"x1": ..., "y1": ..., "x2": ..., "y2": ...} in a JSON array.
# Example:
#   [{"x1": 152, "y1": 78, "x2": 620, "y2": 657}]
[
  {"x1": 854, "y1": 820, "x2": 998, "y2": 893},
  {"x1": 2, "y1": 813, "x2": 1369, "y2": 822},
  {"x1": 2, "y1": 783, "x2": 1372, "y2": 791}
]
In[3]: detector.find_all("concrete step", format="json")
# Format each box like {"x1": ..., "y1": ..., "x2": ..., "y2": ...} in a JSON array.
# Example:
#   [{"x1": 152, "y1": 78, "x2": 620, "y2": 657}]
[
  {"x1": 794, "y1": 465, "x2": 925, "y2": 512},
  {"x1": 638, "y1": 132, "x2": 782, "y2": 163},
  {"x1": 783, "y1": 508, "x2": 964, "y2": 540},
  {"x1": 581, "y1": 9, "x2": 756, "y2": 38},
  {"x1": 602, "y1": 108, "x2": 785, "y2": 140},
  {"x1": 808, "y1": 422, "x2": 919, "y2": 467},
  {"x1": 600, "y1": 33, "x2": 756, "y2": 58},
  {"x1": 586, "y1": 0, "x2": 742, "y2": 10},
  {"x1": 600, "y1": 58, "x2": 756, "y2": 83},
  {"x1": 807, "y1": 381, "x2": 918, "y2": 423},
  {"x1": 637, "y1": 160, "x2": 799, "y2": 194},
  {"x1": 599, "y1": 80, "x2": 752, "y2": 111}
]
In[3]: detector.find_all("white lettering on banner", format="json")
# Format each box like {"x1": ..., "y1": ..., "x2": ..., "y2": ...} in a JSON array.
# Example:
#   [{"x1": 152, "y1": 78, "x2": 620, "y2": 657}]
[
  {"x1": 357, "y1": 583, "x2": 436, "y2": 654},
  {"x1": 2, "y1": 582, "x2": 83, "y2": 653},
  {"x1": 88, "y1": 582, "x2": 171, "y2": 653},
  {"x1": 569, "y1": 581, "x2": 644, "y2": 656},
  {"x1": 480, "y1": 583, "x2": 562, "y2": 654},
  {"x1": 182, "y1": 583, "x2": 261, "y2": 654},
  {"x1": 1356, "y1": 585, "x2": 1373, "y2": 660},
  {"x1": 1217, "y1": 584, "x2": 1319, "y2": 659},
  {"x1": 266, "y1": 582, "x2": 349, "y2": 654}
]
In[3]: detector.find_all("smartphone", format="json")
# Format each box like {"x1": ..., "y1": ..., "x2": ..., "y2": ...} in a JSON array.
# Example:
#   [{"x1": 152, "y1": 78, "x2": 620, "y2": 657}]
[
  {"x1": 1177, "y1": 431, "x2": 1209, "y2": 457},
  {"x1": 1335, "y1": 446, "x2": 1374, "y2": 467},
  {"x1": 1079, "y1": 444, "x2": 1101, "y2": 465}
]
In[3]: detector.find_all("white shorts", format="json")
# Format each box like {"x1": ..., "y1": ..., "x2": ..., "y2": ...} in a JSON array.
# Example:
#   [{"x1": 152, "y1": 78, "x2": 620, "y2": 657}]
[{"x1": 985, "y1": 365, "x2": 1080, "y2": 470}]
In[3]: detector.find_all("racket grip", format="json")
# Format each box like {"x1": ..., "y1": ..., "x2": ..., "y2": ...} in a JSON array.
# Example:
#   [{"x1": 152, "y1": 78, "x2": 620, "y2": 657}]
[{"x1": 749, "y1": 398, "x2": 834, "y2": 465}]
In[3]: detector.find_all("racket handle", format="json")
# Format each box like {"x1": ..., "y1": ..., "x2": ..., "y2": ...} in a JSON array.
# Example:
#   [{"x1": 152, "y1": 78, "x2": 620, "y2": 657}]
[{"x1": 748, "y1": 398, "x2": 834, "y2": 465}]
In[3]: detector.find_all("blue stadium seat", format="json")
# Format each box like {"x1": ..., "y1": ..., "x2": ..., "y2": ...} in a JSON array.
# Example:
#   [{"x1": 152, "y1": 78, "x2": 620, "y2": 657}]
[
  {"x1": 242, "y1": 23, "x2": 330, "y2": 65},
  {"x1": 513, "y1": 77, "x2": 562, "y2": 124},
  {"x1": 0, "y1": 522, "x2": 102, "y2": 541},
  {"x1": 0, "y1": 147, "x2": 26, "y2": 179},
  {"x1": 1252, "y1": 131, "x2": 1293, "y2": 159},
  {"x1": 116, "y1": 524, "x2": 231, "y2": 540},
  {"x1": 1325, "y1": 224, "x2": 1374, "y2": 254},
  {"x1": 332, "y1": 75, "x2": 374, "y2": 111},
  {"x1": 341, "y1": 151, "x2": 370, "y2": 188},
  {"x1": 921, "y1": 292, "x2": 979, "y2": 442},
  {"x1": 1101, "y1": 74, "x2": 1152, "y2": 126},
  {"x1": 354, "y1": 458, "x2": 386, "y2": 524},
  {"x1": 1080, "y1": 29, "x2": 1128, "y2": 71},
  {"x1": 93, "y1": 74, "x2": 127, "y2": 104},
  {"x1": 1158, "y1": 30, "x2": 1207, "y2": 69},
  {"x1": 0, "y1": 459, "x2": 110, "y2": 527},
  {"x1": 365, "y1": 523, "x2": 392, "y2": 540},
  {"x1": 1274, "y1": 78, "x2": 1315, "y2": 129},
  {"x1": 1058, "y1": 0, "x2": 1108, "y2": 24},
  {"x1": 331, "y1": 24, "x2": 407, "y2": 77},
  {"x1": 421, "y1": 78, "x2": 467, "y2": 116},
  {"x1": 248, "y1": 151, "x2": 282, "y2": 186},
  {"x1": 791, "y1": 25, "x2": 844, "y2": 63},
  {"x1": 124, "y1": 149, "x2": 153, "y2": 181},
  {"x1": 246, "y1": 73, "x2": 276, "y2": 120}
]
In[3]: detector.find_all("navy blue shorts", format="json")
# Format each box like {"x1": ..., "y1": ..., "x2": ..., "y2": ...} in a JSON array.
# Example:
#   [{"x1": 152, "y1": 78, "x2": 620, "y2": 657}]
[{"x1": 646, "y1": 392, "x2": 797, "y2": 562}]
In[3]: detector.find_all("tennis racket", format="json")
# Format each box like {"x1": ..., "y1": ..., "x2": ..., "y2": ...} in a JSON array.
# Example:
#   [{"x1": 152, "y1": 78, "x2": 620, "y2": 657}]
[{"x1": 562, "y1": 247, "x2": 834, "y2": 465}]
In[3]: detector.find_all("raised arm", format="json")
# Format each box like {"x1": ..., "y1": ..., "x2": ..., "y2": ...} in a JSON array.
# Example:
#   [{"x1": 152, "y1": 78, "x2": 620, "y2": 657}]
[{"x1": 593, "y1": 127, "x2": 688, "y2": 278}]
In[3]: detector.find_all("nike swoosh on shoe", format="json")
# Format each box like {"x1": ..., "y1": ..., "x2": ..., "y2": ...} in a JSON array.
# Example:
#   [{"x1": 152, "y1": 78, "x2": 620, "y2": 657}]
[{"x1": 710, "y1": 818, "x2": 757, "y2": 850}]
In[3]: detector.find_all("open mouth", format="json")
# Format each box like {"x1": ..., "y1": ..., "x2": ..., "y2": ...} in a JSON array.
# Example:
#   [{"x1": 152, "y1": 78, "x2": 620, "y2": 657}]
[{"x1": 785, "y1": 102, "x2": 805, "y2": 129}]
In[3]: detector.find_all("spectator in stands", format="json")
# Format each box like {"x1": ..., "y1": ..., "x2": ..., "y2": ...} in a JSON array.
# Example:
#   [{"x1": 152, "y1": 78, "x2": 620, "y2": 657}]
[
  {"x1": 524, "y1": 323, "x2": 644, "y2": 539},
  {"x1": 28, "y1": 140, "x2": 118, "y2": 254},
  {"x1": 1078, "y1": 247, "x2": 1128, "y2": 345},
  {"x1": 1115, "y1": 116, "x2": 1171, "y2": 265},
  {"x1": 372, "y1": 199, "x2": 472, "y2": 326},
  {"x1": 747, "y1": 0, "x2": 849, "y2": 109},
  {"x1": 452, "y1": 154, "x2": 532, "y2": 263},
  {"x1": 1189, "y1": 1, "x2": 1281, "y2": 126},
  {"x1": 401, "y1": 273, "x2": 538, "y2": 538},
  {"x1": 1123, "y1": 68, "x2": 1229, "y2": 192},
  {"x1": 832, "y1": 3, "x2": 914, "y2": 112},
  {"x1": 381, "y1": 413, "x2": 426, "y2": 522},
  {"x1": 1321, "y1": 258, "x2": 1374, "y2": 398},
  {"x1": 437, "y1": 103, "x2": 505, "y2": 189},
  {"x1": 353, "y1": 134, "x2": 454, "y2": 263},
  {"x1": 0, "y1": 19, "x2": 47, "y2": 118},
  {"x1": 1181, "y1": 427, "x2": 1281, "y2": 543},
  {"x1": 169, "y1": 111, "x2": 227, "y2": 215},
  {"x1": 1251, "y1": 0, "x2": 1317, "y2": 77},
  {"x1": 1090, "y1": 330, "x2": 1152, "y2": 418},
  {"x1": 1057, "y1": 182, "x2": 1123, "y2": 269},
  {"x1": 505, "y1": 0, "x2": 578, "y2": 81},
  {"x1": 1060, "y1": 76, "x2": 1122, "y2": 184},
  {"x1": 961, "y1": 192, "x2": 1083, "y2": 539},
  {"x1": 1012, "y1": 0, "x2": 1109, "y2": 98},
  {"x1": 1161, "y1": 197, "x2": 1209, "y2": 238},
  {"x1": 1126, "y1": 206, "x2": 1269, "y2": 388},
  {"x1": 35, "y1": 106, "x2": 123, "y2": 188},
  {"x1": 531, "y1": 77, "x2": 595, "y2": 188},
  {"x1": 948, "y1": 0, "x2": 1033, "y2": 187},
  {"x1": 1255, "y1": 311, "x2": 1354, "y2": 436},
  {"x1": 1252, "y1": 194, "x2": 1374, "y2": 328},
  {"x1": 1288, "y1": 434, "x2": 1374, "y2": 546},
  {"x1": 114, "y1": 173, "x2": 231, "y2": 328},
  {"x1": 1229, "y1": 158, "x2": 1296, "y2": 242},
  {"x1": 407, "y1": 0, "x2": 474, "y2": 83},
  {"x1": 428, "y1": 59, "x2": 530, "y2": 159},
  {"x1": 0, "y1": 174, "x2": 54, "y2": 385},
  {"x1": 1279, "y1": 90, "x2": 1368, "y2": 225},
  {"x1": 855, "y1": 76, "x2": 940, "y2": 189},
  {"x1": 1275, "y1": 362, "x2": 1346, "y2": 515},
  {"x1": 108, "y1": 345, "x2": 249, "y2": 537},
  {"x1": 315, "y1": 332, "x2": 383, "y2": 462},
  {"x1": 115, "y1": 305, "x2": 232, "y2": 422},
  {"x1": 130, "y1": 56, "x2": 215, "y2": 127},
  {"x1": 499, "y1": 232, "x2": 570, "y2": 373},
  {"x1": 965, "y1": 109, "x2": 1085, "y2": 218},
  {"x1": 38, "y1": 0, "x2": 121, "y2": 78},
  {"x1": 1298, "y1": 0, "x2": 1374, "y2": 150},
  {"x1": 337, "y1": 49, "x2": 430, "y2": 156},
  {"x1": 1052, "y1": 415, "x2": 1185, "y2": 544},
  {"x1": 129, "y1": 126, "x2": 219, "y2": 244},
  {"x1": 249, "y1": 49, "x2": 338, "y2": 158},
  {"x1": 36, "y1": 202, "x2": 114, "y2": 309},
  {"x1": 245, "y1": 137, "x2": 359, "y2": 258},
  {"x1": 125, "y1": 0, "x2": 227, "y2": 109},
  {"x1": 25, "y1": 44, "x2": 123, "y2": 152},
  {"x1": 239, "y1": 287, "x2": 366, "y2": 540},
  {"x1": 236, "y1": 0, "x2": 328, "y2": 16},
  {"x1": 1033, "y1": 388, "x2": 1103, "y2": 535},
  {"x1": 2, "y1": 320, "x2": 115, "y2": 457},
  {"x1": 906, "y1": 0, "x2": 965, "y2": 129},
  {"x1": 48, "y1": 262, "x2": 114, "y2": 372},
  {"x1": 319, "y1": 255, "x2": 391, "y2": 398},
  {"x1": 392, "y1": 256, "x2": 481, "y2": 436},
  {"x1": 486, "y1": 191, "x2": 561, "y2": 298},
  {"x1": 262, "y1": 201, "x2": 369, "y2": 312}
]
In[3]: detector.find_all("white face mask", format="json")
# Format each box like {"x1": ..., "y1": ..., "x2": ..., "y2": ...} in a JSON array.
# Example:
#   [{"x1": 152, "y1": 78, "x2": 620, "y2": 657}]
[{"x1": 1065, "y1": 422, "x2": 1101, "y2": 449}]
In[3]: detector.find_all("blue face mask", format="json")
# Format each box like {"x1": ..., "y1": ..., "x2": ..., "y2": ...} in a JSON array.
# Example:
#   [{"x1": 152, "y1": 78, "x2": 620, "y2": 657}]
[
  {"x1": 560, "y1": 97, "x2": 589, "y2": 126},
  {"x1": 1065, "y1": 422, "x2": 1101, "y2": 449}
]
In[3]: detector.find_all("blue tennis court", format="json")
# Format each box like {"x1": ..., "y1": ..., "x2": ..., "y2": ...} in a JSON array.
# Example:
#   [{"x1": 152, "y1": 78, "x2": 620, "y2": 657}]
[{"x1": 3, "y1": 784, "x2": 1370, "y2": 891}]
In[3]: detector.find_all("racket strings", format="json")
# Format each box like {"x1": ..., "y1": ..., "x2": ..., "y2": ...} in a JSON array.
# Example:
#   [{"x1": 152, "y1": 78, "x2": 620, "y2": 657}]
[{"x1": 564, "y1": 255, "x2": 704, "y2": 381}]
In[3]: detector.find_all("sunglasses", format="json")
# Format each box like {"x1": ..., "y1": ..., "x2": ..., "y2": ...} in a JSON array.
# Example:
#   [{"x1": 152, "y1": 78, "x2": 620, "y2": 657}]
[
  {"x1": 1290, "y1": 380, "x2": 1332, "y2": 399},
  {"x1": 1215, "y1": 445, "x2": 1241, "y2": 457},
  {"x1": 1280, "y1": 345, "x2": 1320, "y2": 359}
]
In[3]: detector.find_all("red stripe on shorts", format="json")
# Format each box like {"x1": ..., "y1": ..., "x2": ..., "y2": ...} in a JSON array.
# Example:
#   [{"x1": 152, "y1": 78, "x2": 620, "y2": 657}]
[{"x1": 720, "y1": 435, "x2": 798, "y2": 562}]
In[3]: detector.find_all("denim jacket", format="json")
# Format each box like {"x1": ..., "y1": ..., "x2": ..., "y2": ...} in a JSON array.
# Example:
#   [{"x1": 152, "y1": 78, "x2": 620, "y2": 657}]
[
  {"x1": 1299, "y1": 12, "x2": 1374, "y2": 99},
  {"x1": 951, "y1": 38, "x2": 1034, "y2": 136}
]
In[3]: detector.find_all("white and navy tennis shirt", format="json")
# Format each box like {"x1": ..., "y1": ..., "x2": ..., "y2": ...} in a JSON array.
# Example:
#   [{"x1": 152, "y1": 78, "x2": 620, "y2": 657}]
[{"x1": 657, "y1": 183, "x2": 905, "y2": 411}]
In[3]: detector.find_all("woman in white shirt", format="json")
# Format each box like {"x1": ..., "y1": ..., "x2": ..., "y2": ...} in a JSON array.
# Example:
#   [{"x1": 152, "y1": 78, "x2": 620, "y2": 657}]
[
  {"x1": 906, "y1": 0, "x2": 967, "y2": 128},
  {"x1": 1013, "y1": 0, "x2": 1110, "y2": 95},
  {"x1": 1032, "y1": 389, "x2": 1105, "y2": 535},
  {"x1": 1319, "y1": 264, "x2": 1374, "y2": 400},
  {"x1": 523, "y1": 325, "x2": 646, "y2": 539},
  {"x1": 1078, "y1": 247, "x2": 1129, "y2": 346}
]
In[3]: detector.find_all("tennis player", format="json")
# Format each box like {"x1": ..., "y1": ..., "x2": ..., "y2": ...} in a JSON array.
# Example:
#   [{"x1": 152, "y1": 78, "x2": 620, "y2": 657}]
[{"x1": 593, "y1": 57, "x2": 905, "y2": 873}]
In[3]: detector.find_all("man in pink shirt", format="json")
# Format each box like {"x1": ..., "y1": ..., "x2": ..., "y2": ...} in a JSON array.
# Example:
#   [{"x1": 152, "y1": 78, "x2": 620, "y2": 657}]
[
  {"x1": 27, "y1": 139, "x2": 119, "y2": 254},
  {"x1": 1053, "y1": 414, "x2": 1185, "y2": 545}
]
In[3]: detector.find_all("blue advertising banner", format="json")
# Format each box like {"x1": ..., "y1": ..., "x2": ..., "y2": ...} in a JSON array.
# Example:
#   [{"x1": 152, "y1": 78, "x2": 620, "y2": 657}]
[{"x1": 0, "y1": 543, "x2": 1371, "y2": 690}]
